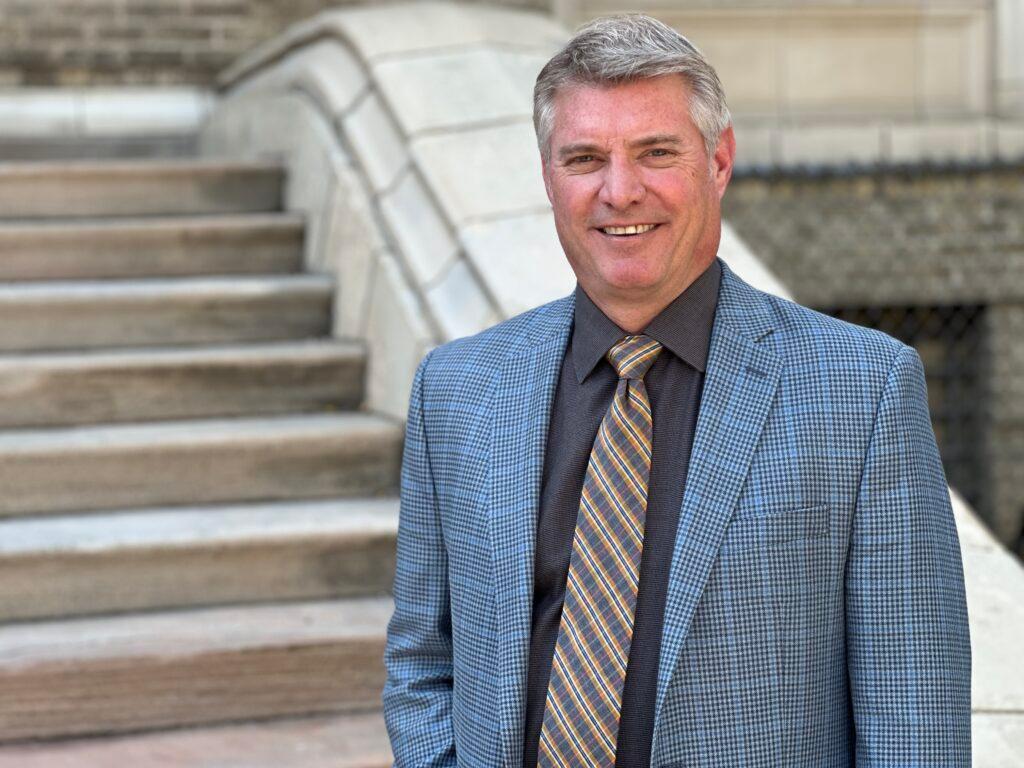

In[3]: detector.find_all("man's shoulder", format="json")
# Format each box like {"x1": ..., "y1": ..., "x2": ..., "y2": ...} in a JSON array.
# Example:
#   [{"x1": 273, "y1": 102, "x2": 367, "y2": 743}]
[
  {"x1": 417, "y1": 293, "x2": 573, "y2": 388},
  {"x1": 754, "y1": 285, "x2": 909, "y2": 376}
]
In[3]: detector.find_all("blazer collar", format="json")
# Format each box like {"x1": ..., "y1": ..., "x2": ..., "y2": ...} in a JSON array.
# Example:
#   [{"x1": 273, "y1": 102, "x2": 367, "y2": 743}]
[
  {"x1": 487, "y1": 256, "x2": 782, "y2": 768},
  {"x1": 518, "y1": 255, "x2": 777, "y2": 353}
]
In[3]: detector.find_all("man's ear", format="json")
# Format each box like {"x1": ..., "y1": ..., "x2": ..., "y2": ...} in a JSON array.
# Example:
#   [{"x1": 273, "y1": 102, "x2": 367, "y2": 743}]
[{"x1": 712, "y1": 125, "x2": 736, "y2": 200}]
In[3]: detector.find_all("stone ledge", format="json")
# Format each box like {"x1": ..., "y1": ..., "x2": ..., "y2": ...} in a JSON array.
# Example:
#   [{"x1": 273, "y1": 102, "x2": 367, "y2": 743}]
[
  {"x1": 0, "y1": 87, "x2": 213, "y2": 138},
  {"x1": 735, "y1": 117, "x2": 1024, "y2": 170}
]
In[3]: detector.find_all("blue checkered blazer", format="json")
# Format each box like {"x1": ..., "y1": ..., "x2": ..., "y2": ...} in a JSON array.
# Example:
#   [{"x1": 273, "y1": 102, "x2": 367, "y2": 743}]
[{"x1": 383, "y1": 257, "x2": 971, "y2": 767}]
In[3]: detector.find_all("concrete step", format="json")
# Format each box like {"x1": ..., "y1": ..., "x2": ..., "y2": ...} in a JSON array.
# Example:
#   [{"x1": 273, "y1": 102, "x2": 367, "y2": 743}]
[
  {"x1": 0, "y1": 597, "x2": 391, "y2": 742},
  {"x1": 0, "y1": 339, "x2": 366, "y2": 428},
  {"x1": 0, "y1": 498, "x2": 399, "y2": 621},
  {"x1": 0, "y1": 213, "x2": 305, "y2": 281},
  {"x1": 0, "y1": 711, "x2": 391, "y2": 767},
  {"x1": 0, "y1": 413, "x2": 402, "y2": 517},
  {"x1": 0, "y1": 159, "x2": 283, "y2": 219},
  {"x1": 0, "y1": 134, "x2": 198, "y2": 162},
  {"x1": 0, "y1": 274, "x2": 333, "y2": 352}
]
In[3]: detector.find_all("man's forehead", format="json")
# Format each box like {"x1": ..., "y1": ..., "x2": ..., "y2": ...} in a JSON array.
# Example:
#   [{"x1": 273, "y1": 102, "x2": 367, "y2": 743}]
[
  {"x1": 548, "y1": 76, "x2": 695, "y2": 138},
  {"x1": 551, "y1": 74, "x2": 691, "y2": 108}
]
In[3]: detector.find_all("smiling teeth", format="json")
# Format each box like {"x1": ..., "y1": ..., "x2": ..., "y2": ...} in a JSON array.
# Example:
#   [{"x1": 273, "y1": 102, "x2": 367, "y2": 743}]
[{"x1": 603, "y1": 224, "x2": 656, "y2": 235}]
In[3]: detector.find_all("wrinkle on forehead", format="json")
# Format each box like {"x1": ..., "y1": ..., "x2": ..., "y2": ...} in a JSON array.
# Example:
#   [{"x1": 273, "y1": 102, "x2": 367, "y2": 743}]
[{"x1": 548, "y1": 76, "x2": 702, "y2": 158}]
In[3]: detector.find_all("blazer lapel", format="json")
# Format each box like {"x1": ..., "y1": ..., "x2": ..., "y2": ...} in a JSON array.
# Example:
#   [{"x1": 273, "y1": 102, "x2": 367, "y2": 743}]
[
  {"x1": 651, "y1": 260, "x2": 783, "y2": 751},
  {"x1": 488, "y1": 296, "x2": 574, "y2": 768}
]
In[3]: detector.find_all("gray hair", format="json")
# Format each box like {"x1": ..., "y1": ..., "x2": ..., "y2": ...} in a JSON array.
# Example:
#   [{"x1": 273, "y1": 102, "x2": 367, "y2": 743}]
[{"x1": 533, "y1": 14, "x2": 731, "y2": 162}]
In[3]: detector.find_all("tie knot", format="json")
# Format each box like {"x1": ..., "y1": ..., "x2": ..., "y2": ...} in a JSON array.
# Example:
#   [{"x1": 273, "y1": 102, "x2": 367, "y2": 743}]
[{"x1": 606, "y1": 334, "x2": 663, "y2": 380}]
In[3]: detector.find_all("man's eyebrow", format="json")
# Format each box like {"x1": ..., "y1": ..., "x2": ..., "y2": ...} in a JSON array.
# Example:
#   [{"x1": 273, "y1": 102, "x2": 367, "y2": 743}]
[
  {"x1": 556, "y1": 142, "x2": 602, "y2": 160},
  {"x1": 555, "y1": 134, "x2": 684, "y2": 160},
  {"x1": 630, "y1": 134, "x2": 683, "y2": 148}
]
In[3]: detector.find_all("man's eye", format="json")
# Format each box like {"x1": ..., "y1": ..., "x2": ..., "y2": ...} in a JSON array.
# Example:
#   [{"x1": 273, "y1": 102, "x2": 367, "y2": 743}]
[
  {"x1": 647, "y1": 148, "x2": 672, "y2": 157},
  {"x1": 568, "y1": 155, "x2": 597, "y2": 165}
]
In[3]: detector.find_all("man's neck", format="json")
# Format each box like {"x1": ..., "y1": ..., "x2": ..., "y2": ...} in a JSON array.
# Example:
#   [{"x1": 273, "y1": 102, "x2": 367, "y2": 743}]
[
  {"x1": 595, "y1": 301, "x2": 669, "y2": 334},
  {"x1": 586, "y1": 260, "x2": 713, "y2": 333}
]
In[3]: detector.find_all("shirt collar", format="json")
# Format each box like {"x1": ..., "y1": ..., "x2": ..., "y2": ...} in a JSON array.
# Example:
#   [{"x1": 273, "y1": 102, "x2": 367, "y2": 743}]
[{"x1": 571, "y1": 257, "x2": 722, "y2": 384}]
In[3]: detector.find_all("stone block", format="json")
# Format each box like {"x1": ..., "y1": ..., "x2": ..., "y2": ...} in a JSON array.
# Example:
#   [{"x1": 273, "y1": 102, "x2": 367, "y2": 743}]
[
  {"x1": 427, "y1": 258, "x2": 499, "y2": 341},
  {"x1": 460, "y1": 211, "x2": 575, "y2": 319},
  {"x1": 295, "y1": 47, "x2": 367, "y2": 119},
  {"x1": 731, "y1": 122, "x2": 776, "y2": 170},
  {"x1": 80, "y1": 87, "x2": 214, "y2": 136},
  {"x1": 342, "y1": 92, "x2": 408, "y2": 193},
  {"x1": 961, "y1": 543, "x2": 1024, "y2": 712},
  {"x1": 230, "y1": 39, "x2": 367, "y2": 118},
  {"x1": 364, "y1": 253, "x2": 435, "y2": 420},
  {"x1": 996, "y1": 0, "x2": 1024, "y2": 111},
  {"x1": 995, "y1": 121, "x2": 1024, "y2": 160},
  {"x1": 645, "y1": 12, "x2": 779, "y2": 117},
  {"x1": 234, "y1": 39, "x2": 366, "y2": 115},
  {"x1": 380, "y1": 169, "x2": 459, "y2": 288},
  {"x1": 0, "y1": 90, "x2": 78, "y2": 136},
  {"x1": 372, "y1": 47, "x2": 549, "y2": 135},
  {"x1": 326, "y1": 1, "x2": 565, "y2": 62},
  {"x1": 782, "y1": 18, "x2": 917, "y2": 115},
  {"x1": 972, "y1": 712, "x2": 1024, "y2": 768},
  {"x1": 889, "y1": 120, "x2": 993, "y2": 163},
  {"x1": 776, "y1": 123, "x2": 884, "y2": 166},
  {"x1": 919, "y1": 12, "x2": 984, "y2": 116},
  {"x1": 321, "y1": 167, "x2": 384, "y2": 339},
  {"x1": 264, "y1": 94, "x2": 344, "y2": 269},
  {"x1": 412, "y1": 122, "x2": 549, "y2": 224}
]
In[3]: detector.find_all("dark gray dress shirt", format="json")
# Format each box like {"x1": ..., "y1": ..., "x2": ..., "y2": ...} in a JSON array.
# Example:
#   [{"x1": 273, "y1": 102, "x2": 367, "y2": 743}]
[{"x1": 523, "y1": 258, "x2": 722, "y2": 768}]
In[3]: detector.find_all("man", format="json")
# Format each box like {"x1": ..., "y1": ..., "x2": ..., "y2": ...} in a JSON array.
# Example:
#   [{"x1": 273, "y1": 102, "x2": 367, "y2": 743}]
[{"x1": 383, "y1": 13, "x2": 971, "y2": 768}]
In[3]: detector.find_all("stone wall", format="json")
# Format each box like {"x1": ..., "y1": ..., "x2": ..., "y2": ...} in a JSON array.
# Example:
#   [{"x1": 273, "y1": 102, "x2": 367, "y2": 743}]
[
  {"x1": 723, "y1": 164, "x2": 1024, "y2": 555},
  {"x1": 0, "y1": 0, "x2": 546, "y2": 86}
]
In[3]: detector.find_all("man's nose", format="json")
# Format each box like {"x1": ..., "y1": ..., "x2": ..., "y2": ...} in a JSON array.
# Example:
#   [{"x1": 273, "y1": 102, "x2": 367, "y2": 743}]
[{"x1": 598, "y1": 156, "x2": 646, "y2": 209}]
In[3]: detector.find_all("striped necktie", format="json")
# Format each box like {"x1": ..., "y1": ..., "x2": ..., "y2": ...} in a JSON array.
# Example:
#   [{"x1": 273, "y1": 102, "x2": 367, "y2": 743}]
[{"x1": 538, "y1": 333, "x2": 663, "y2": 767}]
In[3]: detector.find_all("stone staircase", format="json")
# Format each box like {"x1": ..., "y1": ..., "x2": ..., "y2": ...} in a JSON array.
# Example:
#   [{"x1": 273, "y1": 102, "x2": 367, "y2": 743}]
[{"x1": 0, "y1": 159, "x2": 396, "y2": 765}]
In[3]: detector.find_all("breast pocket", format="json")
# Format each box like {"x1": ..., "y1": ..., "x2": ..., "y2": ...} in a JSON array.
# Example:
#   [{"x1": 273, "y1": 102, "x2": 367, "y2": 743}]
[
  {"x1": 683, "y1": 503, "x2": 834, "y2": 697},
  {"x1": 720, "y1": 503, "x2": 831, "y2": 555},
  {"x1": 688, "y1": 503, "x2": 837, "y2": 688}
]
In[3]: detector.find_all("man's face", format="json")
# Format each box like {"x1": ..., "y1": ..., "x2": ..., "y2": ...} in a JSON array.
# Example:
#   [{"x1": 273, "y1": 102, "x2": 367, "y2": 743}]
[{"x1": 541, "y1": 75, "x2": 735, "y2": 313}]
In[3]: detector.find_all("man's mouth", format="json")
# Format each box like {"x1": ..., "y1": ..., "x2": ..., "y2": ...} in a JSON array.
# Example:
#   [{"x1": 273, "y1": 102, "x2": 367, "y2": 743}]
[{"x1": 598, "y1": 224, "x2": 659, "y2": 236}]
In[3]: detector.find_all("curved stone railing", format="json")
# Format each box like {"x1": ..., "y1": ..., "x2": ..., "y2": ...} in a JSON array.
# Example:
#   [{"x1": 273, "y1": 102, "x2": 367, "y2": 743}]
[
  {"x1": 201, "y1": 1, "x2": 569, "y2": 419},
  {"x1": 199, "y1": 3, "x2": 1022, "y2": 761}
]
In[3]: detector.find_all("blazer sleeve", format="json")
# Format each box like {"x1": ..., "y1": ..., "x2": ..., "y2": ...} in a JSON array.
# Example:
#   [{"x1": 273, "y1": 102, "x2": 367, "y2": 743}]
[
  {"x1": 382, "y1": 350, "x2": 458, "y2": 767},
  {"x1": 845, "y1": 343, "x2": 972, "y2": 765}
]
